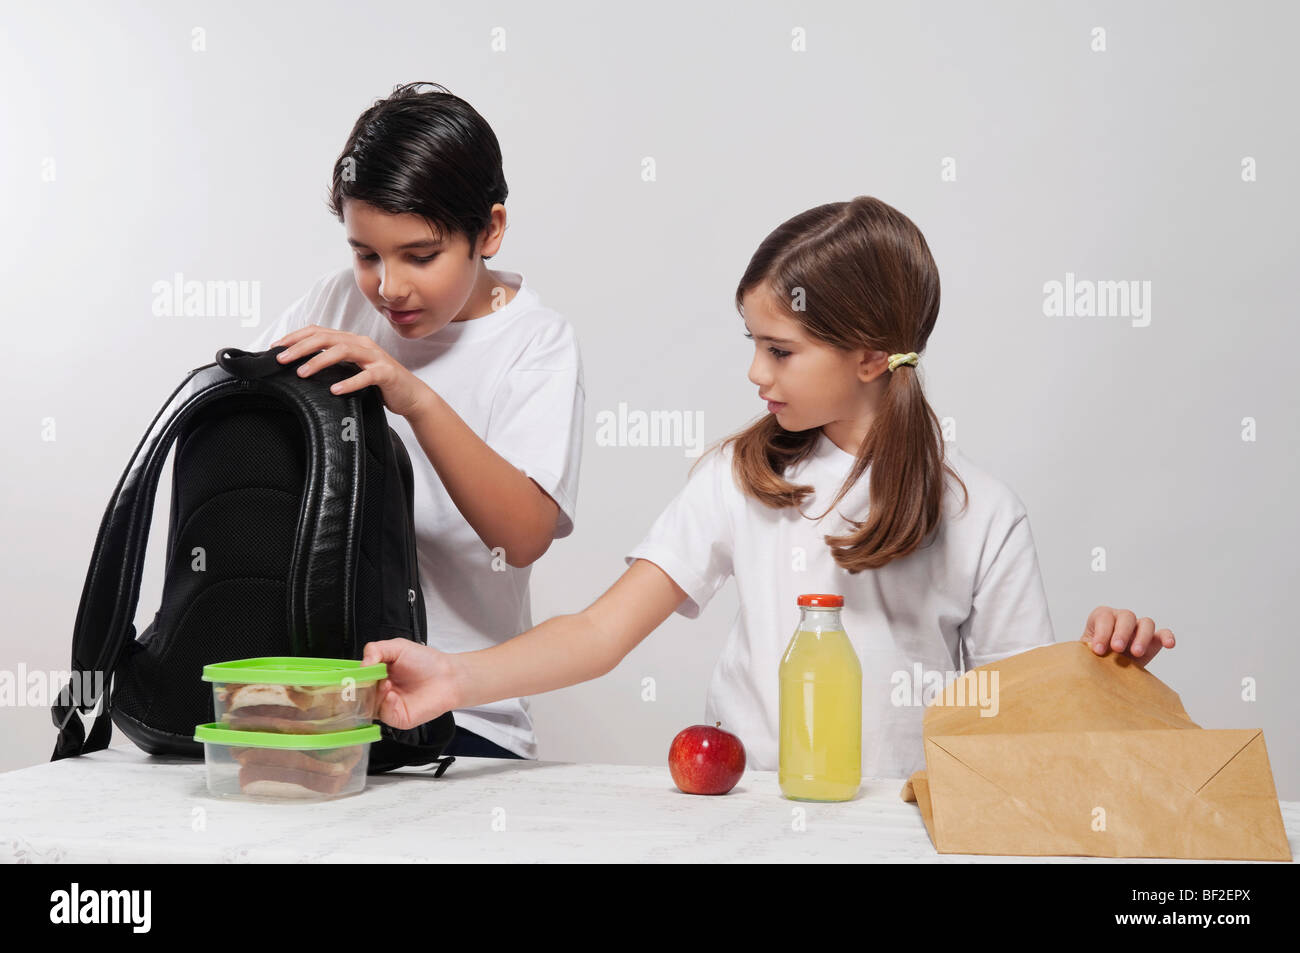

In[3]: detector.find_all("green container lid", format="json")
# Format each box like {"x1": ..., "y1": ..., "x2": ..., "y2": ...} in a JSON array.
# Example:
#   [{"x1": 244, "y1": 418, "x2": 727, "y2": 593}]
[
  {"x1": 194, "y1": 722, "x2": 381, "y2": 749},
  {"x1": 201, "y1": 657, "x2": 386, "y2": 686}
]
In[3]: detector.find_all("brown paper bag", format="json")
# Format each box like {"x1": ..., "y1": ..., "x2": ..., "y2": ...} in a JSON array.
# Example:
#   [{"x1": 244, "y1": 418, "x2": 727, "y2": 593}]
[{"x1": 899, "y1": 640, "x2": 1291, "y2": 860}]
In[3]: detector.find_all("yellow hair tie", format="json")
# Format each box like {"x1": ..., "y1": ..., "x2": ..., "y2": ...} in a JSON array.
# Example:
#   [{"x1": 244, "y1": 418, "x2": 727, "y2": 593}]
[{"x1": 887, "y1": 352, "x2": 919, "y2": 372}]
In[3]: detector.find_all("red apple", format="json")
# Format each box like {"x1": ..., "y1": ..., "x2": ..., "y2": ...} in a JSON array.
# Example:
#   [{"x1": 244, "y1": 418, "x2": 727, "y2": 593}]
[{"x1": 669, "y1": 721, "x2": 746, "y2": 795}]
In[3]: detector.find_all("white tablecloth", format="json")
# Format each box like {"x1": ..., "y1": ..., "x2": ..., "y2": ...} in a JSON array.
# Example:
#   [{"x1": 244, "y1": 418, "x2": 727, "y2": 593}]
[{"x1": 1, "y1": 747, "x2": 1296, "y2": 863}]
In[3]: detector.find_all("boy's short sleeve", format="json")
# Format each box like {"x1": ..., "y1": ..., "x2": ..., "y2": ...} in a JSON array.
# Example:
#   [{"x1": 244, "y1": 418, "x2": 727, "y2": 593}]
[
  {"x1": 959, "y1": 504, "x2": 1057, "y2": 669},
  {"x1": 485, "y1": 319, "x2": 585, "y2": 539},
  {"x1": 244, "y1": 291, "x2": 309, "y2": 353},
  {"x1": 243, "y1": 268, "x2": 349, "y2": 352},
  {"x1": 624, "y1": 448, "x2": 736, "y2": 620}
]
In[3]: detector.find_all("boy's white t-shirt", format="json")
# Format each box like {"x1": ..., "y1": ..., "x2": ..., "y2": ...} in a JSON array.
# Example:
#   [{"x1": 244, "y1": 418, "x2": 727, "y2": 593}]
[
  {"x1": 624, "y1": 433, "x2": 1056, "y2": 778},
  {"x1": 246, "y1": 266, "x2": 584, "y2": 758}
]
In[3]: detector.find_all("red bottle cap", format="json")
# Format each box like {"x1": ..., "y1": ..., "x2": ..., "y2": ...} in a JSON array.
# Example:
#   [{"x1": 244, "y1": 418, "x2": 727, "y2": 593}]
[{"x1": 797, "y1": 593, "x2": 844, "y2": 608}]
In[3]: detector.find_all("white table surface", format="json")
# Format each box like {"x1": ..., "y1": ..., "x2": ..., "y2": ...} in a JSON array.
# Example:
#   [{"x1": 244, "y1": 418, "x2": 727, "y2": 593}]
[{"x1": 2, "y1": 747, "x2": 1296, "y2": 863}]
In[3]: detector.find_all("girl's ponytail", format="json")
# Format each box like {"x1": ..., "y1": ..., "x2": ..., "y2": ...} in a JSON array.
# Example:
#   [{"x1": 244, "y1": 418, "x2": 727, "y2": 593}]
[{"x1": 819, "y1": 349, "x2": 962, "y2": 571}]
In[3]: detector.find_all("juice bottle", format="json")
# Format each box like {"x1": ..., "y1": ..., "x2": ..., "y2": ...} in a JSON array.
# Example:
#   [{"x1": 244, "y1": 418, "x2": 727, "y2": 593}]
[{"x1": 779, "y1": 593, "x2": 861, "y2": 801}]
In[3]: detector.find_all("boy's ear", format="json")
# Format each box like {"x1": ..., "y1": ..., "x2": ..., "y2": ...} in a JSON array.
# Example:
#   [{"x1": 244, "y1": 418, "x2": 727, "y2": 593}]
[{"x1": 476, "y1": 204, "x2": 508, "y2": 258}]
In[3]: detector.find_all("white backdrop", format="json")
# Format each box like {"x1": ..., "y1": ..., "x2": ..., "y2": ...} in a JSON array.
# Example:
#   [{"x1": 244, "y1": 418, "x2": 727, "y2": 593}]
[{"x1": 3, "y1": 1, "x2": 1297, "y2": 797}]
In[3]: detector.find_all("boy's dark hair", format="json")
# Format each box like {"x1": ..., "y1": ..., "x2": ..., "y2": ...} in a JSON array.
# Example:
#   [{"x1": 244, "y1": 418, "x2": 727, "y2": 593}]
[{"x1": 326, "y1": 82, "x2": 508, "y2": 259}]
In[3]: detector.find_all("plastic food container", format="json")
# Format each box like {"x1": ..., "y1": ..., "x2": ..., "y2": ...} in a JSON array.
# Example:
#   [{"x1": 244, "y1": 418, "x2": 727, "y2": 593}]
[
  {"x1": 194, "y1": 723, "x2": 381, "y2": 800},
  {"x1": 202, "y1": 657, "x2": 387, "y2": 734}
]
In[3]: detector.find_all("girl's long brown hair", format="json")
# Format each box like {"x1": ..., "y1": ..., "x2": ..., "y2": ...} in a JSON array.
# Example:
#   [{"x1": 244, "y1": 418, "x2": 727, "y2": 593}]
[{"x1": 708, "y1": 196, "x2": 968, "y2": 573}]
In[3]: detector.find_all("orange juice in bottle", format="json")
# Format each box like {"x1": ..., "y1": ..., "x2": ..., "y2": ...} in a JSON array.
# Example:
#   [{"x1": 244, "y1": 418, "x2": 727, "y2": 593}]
[{"x1": 779, "y1": 593, "x2": 861, "y2": 801}]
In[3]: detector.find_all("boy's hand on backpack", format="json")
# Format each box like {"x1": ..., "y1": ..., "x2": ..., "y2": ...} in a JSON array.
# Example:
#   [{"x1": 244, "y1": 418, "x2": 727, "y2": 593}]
[
  {"x1": 1079, "y1": 605, "x2": 1176, "y2": 669},
  {"x1": 362, "y1": 638, "x2": 458, "y2": 730},
  {"x1": 272, "y1": 326, "x2": 434, "y2": 418}
]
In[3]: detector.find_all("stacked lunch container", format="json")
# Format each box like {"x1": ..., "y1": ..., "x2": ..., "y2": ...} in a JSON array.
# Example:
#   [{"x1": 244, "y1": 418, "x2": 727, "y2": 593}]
[{"x1": 193, "y1": 658, "x2": 387, "y2": 801}]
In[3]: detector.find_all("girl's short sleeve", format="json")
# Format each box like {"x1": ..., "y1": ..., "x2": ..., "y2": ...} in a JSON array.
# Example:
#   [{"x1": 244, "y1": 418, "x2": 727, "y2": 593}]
[
  {"x1": 959, "y1": 505, "x2": 1057, "y2": 669},
  {"x1": 624, "y1": 447, "x2": 736, "y2": 620}
]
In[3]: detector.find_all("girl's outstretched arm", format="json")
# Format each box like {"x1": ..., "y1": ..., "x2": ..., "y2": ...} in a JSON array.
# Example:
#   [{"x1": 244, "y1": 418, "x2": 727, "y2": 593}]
[{"x1": 362, "y1": 558, "x2": 686, "y2": 730}]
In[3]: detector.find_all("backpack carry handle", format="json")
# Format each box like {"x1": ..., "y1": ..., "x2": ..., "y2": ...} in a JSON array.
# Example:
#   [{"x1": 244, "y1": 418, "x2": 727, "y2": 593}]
[{"x1": 216, "y1": 346, "x2": 290, "y2": 380}]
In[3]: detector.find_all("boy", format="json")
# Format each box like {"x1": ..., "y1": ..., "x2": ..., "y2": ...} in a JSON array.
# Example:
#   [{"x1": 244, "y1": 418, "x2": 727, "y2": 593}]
[{"x1": 247, "y1": 83, "x2": 583, "y2": 760}]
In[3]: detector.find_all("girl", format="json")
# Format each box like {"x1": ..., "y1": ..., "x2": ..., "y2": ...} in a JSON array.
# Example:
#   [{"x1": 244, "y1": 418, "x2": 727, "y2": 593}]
[
  {"x1": 360, "y1": 196, "x2": 1175, "y2": 777},
  {"x1": 249, "y1": 82, "x2": 585, "y2": 762}
]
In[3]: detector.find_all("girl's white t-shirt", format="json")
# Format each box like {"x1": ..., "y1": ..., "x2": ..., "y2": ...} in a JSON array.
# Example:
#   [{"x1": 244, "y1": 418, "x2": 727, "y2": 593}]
[
  {"x1": 246, "y1": 267, "x2": 584, "y2": 759},
  {"x1": 624, "y1": 433, "x2": 1056, "y2": 778}
]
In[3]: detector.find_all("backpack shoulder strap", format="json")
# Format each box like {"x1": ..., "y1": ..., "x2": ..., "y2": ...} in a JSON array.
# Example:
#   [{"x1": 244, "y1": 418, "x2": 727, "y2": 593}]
[
  {"x1": 251, "y1": 349, "x2": 368, "y2": 657},
  {"x1": 54, "y1": 358, "x2": 233, "y2": 758}
]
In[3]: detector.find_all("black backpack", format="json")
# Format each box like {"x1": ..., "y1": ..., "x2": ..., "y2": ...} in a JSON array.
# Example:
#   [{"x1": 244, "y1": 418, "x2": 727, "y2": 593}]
[{"x1": 51, "y1": 345, "x2": 456, "y2": 776}]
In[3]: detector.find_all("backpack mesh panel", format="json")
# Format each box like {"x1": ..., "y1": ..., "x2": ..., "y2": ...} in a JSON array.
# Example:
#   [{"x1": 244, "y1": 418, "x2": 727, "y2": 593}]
[{"x1": 115, "y1": 397, "x2": 305, "y2": 734}]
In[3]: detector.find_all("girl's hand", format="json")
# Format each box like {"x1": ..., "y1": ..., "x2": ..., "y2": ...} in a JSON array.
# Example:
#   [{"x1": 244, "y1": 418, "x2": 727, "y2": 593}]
[
  {"x1": 1080, "y1": 605, "x2": 1176, "y2": 669},
  {"x1": 361, "y1": 638, "x2": 459, "y2": 730},
  {"x1": 271, "y1": 326, "x2": 434, "y2": 419}
]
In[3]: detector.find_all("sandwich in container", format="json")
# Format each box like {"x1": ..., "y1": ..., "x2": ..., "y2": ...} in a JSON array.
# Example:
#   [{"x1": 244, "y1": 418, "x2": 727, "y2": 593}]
[
  {"x1": 203, "y1": 657, "x2": 386, "y2": 734},
  {"x1": 193, "y1": 722, "x2": 381, "y2": 800}
]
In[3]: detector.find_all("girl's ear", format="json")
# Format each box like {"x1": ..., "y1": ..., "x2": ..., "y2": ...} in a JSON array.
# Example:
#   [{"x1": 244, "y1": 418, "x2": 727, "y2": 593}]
[{"x1": 857, "y1": 350, "x2": 890, "y2": 383}]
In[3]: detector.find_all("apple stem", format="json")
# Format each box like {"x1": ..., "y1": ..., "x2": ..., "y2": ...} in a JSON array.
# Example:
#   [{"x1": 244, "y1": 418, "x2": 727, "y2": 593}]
[{"x1": 715, "y1": 721, "x2": 721, "y2": 728}]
